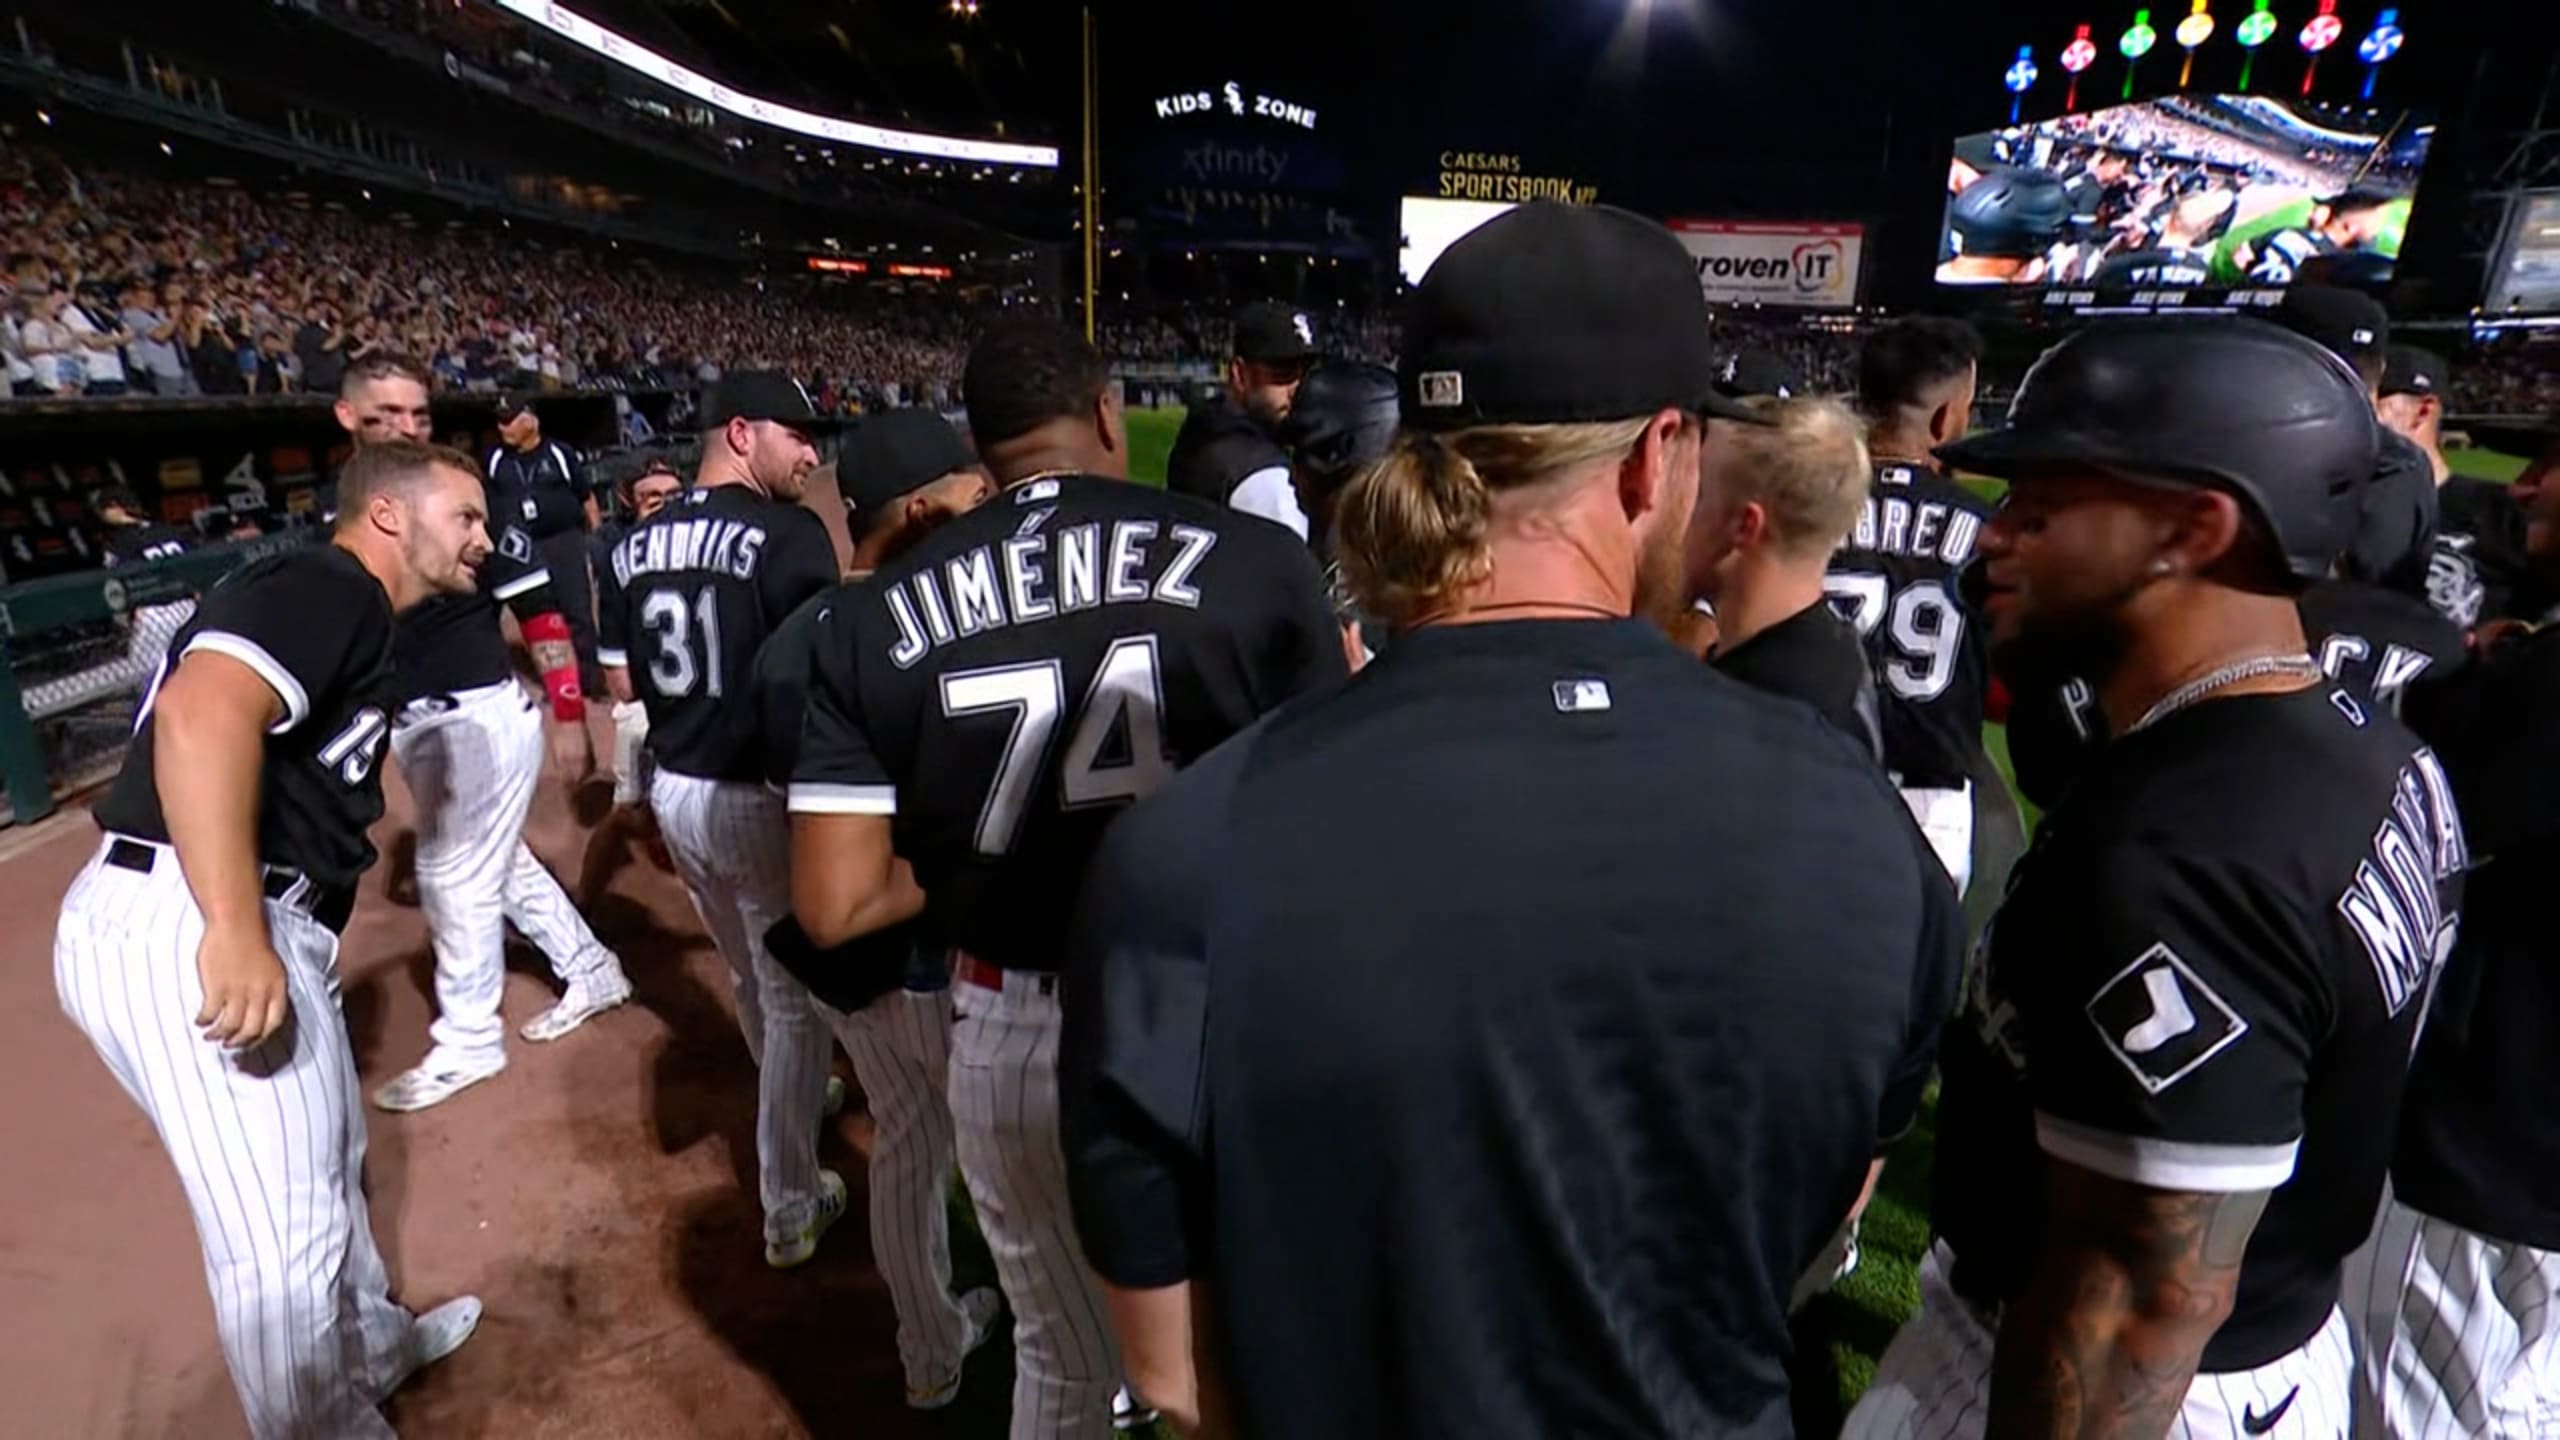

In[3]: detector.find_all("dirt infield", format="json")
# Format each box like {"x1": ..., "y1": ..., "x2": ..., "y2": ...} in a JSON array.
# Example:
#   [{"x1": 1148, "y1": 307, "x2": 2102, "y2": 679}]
[{"x1": 1, "y1": 703, "x2": 1018, "y2": 1438}]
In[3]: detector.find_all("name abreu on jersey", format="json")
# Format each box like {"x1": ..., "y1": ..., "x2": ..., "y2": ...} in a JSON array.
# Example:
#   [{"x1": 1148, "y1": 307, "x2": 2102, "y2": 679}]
[
  {"x1": 879, "y1": 496, "x2": 1218, "y2": 670},
  {"x1": 1851, "y1": 465, "x2": 1984, "y2": 566}
]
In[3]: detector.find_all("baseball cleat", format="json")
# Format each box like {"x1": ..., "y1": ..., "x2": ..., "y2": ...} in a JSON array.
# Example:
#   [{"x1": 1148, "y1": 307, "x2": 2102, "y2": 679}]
[
  {"x1": 822, "y1": 1074, "x2": 847, "y2": 1118},
  {"x1": 372, "y1": 1057, "x2": 506, "y2": 1113},
  {"x1": 908, "y1": 1286, "x2": 1005, "y2": 1410},
  {"x1": 520, "y1": 965, "x2": 634, "y2": 1042},
  {"x1": 764, "y1": 1169, "x2": 848, "y2": 1269},
  {"x1": 383, "y1": 1294, "x2": 482, "y2": 1397},
  {"x1": 1114, "y1": 1385, "x2": 1160, "y2": 1432}
]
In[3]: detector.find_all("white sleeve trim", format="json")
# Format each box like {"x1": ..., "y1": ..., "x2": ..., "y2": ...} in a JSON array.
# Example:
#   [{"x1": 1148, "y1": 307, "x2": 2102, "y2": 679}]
[
  {"x1": 1226, "y1": 465, "x2": 1308, "y2": 540},
  {"x1": 2035, "y1": 1112, "x2": 2300, "y2": 1193},
  {"x1": 184, "y1": 631, "x2": 311, "y2": 734},
  {"x1": 788, "y1": 782, "x2": 897, "y2": 815},
  {"x1": 596, "y1": 647, "x2": 630, "y2": 667},
  {"x1": 491, "y1": 567, "x2": 552, "y2": 601}
]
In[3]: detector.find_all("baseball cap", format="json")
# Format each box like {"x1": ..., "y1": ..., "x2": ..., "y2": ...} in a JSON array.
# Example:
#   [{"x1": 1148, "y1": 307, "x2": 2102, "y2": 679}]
[
  {"x1": 1713, "y1": 349, "x2": 1802, "y2": 402},
  {"x1": 1948, "y1": 167, "x2": 2072, "y2": 258},
  {"x1": 494, "y1": 392, "x2": 534, "y2": 422},
  {"x1": 1233, "y1": 301, "x2": 1320, "y2": 364},
  {"x1": 700, "y1": 370, "x2": 835, "y2": 432},
  {"x1": 2270, "y1": 285, "x2": 2389, "y2": 367},
  {"x1": 1399, "y1": 202, "x2": 1765, "y2": 430},
  {"x1": 2379, "y1": 344, "x2": 2446, "y2": 399},
  {"x1": 838, "y1": 409, "x2": 976, "y2": 522}
]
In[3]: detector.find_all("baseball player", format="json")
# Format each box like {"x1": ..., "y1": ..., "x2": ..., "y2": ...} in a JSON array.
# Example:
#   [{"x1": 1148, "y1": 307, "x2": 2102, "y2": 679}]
[
  {"x1": 788, "y1": 315, "x2": 1346, "y2": 1439},
  {"x1": 2353, "y1": 454, "x2": 2560, "y2": 1436},
  {"x1": 756, "y1": 408, "x2": 1004, "y2": 1408},
  {"x1": 596, "y1": 372, "x2": 848, "y2": 1266},
  {"x1": 1057, "y1": 203, "x2": 1958, "y2": 1438},
  {"x1": 332, "y1": 355, "x2": 629, "y2": 1112},
  {"x1": 1834, "y1": 316, "x2": 2000, "y2": 893},
  {"x1": 54, "y1": 439, "x2": 491, "y2": 1438},
  {"x1": 486, "y1": 393, "x2": 606, "y2": 691},
  {"x1": 94, "y1": 481, "x2": 200, "y2": 679},
  {"x1": 2270, "y1": 287, "x2": 2444, "y2": 600},
  {"x1": 2377, "y1": 344, "x2": 2533, "y2": 628},
  {"x1": 1935, "y1": 166, "x2": 2071, "y2": 284},
  {"x1": 1162, "y1": 300, "x2": 1319, "y2": 535},
  {"x1": 1845, "y1": 318, "x2": 2467, "y2": 1440},
  {"x1": 575, "y1": 457, "x2": 686, "y2": 909},
  {"x1": 1274, "y1": 358, "x2": 1398, "y2": 669}
]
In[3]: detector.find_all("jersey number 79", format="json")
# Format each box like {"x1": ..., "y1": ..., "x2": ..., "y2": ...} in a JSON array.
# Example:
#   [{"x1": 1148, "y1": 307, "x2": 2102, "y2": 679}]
[
  {"x1": 939, "y1": 635, "x2": 1175, "y2": 856},
  {"x1": 1825, "y1": 572, "x2": 1964, "y2": 702}
]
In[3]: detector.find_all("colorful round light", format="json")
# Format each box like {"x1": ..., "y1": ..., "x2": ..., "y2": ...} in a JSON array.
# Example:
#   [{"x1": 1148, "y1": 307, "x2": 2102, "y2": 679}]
[
  {"x1": 2301, "y1": 13, "x2": 2342, "y2": 52},
  {"x1": 2177, "y1": 12, "x2": 2215, "y2": 48},
  {"x1": 2359, "y1": 14, "x2": 2405, "y2": 64},
  {"x1": 2236, "y1": 5, "x2": 2277, "y2": 47},
  {"x1": 2121, "y1": 11, "x2": 2160, "y2": 59},
  {"x1": 2063, "y1": 36, "x2": 2099, "y2": 72},
  {"x1": 2006, "y1": 47, "x2": 2041, "y2": 93}
]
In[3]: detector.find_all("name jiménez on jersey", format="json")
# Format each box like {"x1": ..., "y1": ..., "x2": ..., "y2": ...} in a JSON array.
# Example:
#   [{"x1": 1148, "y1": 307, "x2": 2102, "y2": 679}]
[{"x1": 879, "y1": 512, "x2": 1218, "y2": 668}]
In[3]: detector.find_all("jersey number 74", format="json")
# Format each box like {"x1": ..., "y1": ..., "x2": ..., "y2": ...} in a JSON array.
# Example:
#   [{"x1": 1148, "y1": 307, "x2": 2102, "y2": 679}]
[{"x1": 939, "y1": 635, "x2": 1175, "y2": 856}]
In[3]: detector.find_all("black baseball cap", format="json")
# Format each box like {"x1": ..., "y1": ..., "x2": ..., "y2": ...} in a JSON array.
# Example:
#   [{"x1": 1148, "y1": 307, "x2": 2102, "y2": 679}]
[
  {"x1": 1714, "y1": 349, "x2": 1802, "y2": 402},
  {"x1": 2380, "y1": 344, "x2": 2447, "y2": 399},
  {"x1": 839, "y1": 409, "x2": 975, "y2": 521},
  {"x1": 700, "y1": 370, "x2": 836, "y2": 432},
  {"x1": 1233, "y1": 301, "x2": 1320, "y2": 364},
  {"x1": 1400, "y1": 202, "x2": 1764, "y2": 430},
  {"x1": 2271, "y1": 285, "x2": 2389, "y2": 367},
  {"x1": 494, "y1": 392, "x2": 534, "y2": 422}
]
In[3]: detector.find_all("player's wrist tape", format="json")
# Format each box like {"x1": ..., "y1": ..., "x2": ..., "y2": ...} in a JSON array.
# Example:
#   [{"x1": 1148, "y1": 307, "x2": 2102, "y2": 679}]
[{"x1": 524, "y1": 613, "x2": 584, "y2": 721}]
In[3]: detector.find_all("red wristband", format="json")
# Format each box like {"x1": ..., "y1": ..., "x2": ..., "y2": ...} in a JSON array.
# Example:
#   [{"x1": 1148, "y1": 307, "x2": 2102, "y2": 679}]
[{"x1": 524, "y1": 612, "x2": 584, "y2": 722}]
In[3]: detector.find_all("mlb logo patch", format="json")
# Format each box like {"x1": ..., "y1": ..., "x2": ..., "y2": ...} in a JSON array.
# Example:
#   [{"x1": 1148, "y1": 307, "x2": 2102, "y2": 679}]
[
  {"x1": 1552, "y1": 678, "x2": 1612, "y2": 713},
  {"x1": 1016, "y1": 479, "x2": 1061, "y2": 504},
  {"x1": 1418, "y1": 371, "x2": 1465, "y2": 409}
]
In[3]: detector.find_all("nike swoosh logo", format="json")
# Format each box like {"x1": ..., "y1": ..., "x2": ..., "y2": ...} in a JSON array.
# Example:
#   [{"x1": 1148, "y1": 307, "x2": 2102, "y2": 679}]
[{"x1": 2242, "y1": 1385, "x2": 2299, "y2": 1434}]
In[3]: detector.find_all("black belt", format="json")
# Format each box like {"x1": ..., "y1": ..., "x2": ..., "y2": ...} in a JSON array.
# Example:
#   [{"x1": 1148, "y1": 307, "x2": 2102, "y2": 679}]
[{"x1": 103, "y1": 837, "x2": 357, "y2": 935}]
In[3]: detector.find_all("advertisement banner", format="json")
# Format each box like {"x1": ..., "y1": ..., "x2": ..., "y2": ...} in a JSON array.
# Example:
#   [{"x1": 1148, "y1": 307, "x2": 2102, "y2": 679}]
[{"x1": 1668, "y1": 220, "x2": 1864, "y2": 308}]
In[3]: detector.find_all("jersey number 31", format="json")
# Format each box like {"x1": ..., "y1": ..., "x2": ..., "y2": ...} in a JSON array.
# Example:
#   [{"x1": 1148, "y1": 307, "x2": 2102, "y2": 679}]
[{"x1": 939, "y1": 636, "x2": 1174, "y2": 856}]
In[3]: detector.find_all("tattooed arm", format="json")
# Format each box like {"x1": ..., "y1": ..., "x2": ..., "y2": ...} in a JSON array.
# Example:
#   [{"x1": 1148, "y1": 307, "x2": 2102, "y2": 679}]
[{"x1": 1985, "y1": 1162, "x2": 2269, "y2": 1439}]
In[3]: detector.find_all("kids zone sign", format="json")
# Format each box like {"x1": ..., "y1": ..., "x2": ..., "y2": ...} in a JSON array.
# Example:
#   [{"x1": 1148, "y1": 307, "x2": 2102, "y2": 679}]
[
  {"x1": 1669, "y1": 220, "x2": 1866, "y2": 308},
  {"x1": 1152, "y1": 82, "x2": 1318, "y2": 130}
]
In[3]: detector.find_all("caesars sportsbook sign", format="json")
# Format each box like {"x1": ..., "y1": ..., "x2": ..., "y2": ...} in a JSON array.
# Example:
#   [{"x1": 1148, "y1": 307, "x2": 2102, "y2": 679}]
[{"x1": 1669, "y1": 220, "x2": 1865, "y2": 309}]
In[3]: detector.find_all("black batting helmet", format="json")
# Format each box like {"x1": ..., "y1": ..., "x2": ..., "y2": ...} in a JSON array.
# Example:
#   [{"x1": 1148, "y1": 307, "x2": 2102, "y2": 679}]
[
  {"x1": 1281, "y1": 361, "x2": 1399, "y2": 480},
  {"x1": 1948, "y1": 167, "x2": 2071, "y2": 259},
  {"x1": 1939, "y1": 317, "x2": 2378, "y2": 586}
]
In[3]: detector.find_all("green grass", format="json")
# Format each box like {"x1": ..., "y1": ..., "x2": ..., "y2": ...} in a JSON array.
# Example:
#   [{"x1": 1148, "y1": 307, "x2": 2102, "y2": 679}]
[{"x1": 1127, "y1": 407, "x2": 1182, "y2": 490}]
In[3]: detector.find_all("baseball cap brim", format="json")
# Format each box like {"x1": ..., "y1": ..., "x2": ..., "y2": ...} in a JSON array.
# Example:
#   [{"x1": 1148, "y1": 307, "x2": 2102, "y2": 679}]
[{"x1": 1698, "y1": 389, "x2": 1769, "y2": 424}]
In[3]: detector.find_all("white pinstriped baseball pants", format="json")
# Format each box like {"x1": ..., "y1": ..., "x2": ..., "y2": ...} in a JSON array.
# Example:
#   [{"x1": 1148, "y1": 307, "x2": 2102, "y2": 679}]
[
  {"x1": 1844, "y1": 1241, "x2": 2356, "y2": 1439},
  {"x1": 2349, "y1": 1194, "x2": 2560, "y2": 1438},
  {"x1": 392, "y1": 679, "x2": 617, "y2": 1068},
  {"x1": 55, "y1": 843, "x2": 417, "y2": 1439},
  {"x1": 950, "y1": 967, "x2": 1122, "y2": 1440},
  {"x1": 840, "y1": 984, "x2": 979, "y2": 1394}
]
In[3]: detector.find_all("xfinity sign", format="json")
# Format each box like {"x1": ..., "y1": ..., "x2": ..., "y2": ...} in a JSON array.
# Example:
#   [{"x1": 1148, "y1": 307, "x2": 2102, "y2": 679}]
[{"x1": 1668, "y1": 220, "x2": 1865, "y2": 308}]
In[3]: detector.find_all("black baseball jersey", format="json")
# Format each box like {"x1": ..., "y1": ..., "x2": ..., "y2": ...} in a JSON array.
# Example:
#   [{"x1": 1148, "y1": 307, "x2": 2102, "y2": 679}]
[
  {"x1": 790, "y1": 474, "x2": 1344, "y2": 975},
  {"x1": 1826, "y1": 462, "x2": 1994, "y2": 789},
  {"x1": 2299, "y1": 579, "x2": 2468, "y2": 718},
  {"x1": 2429, "y1": 475, "x2": 2530, "y2": 627},
  {"x1": 597, "y1": 484, "x2": 837, "y2": 783},
  {"x1": 102, "y1": 521, "x2": 195, "y2": 567},
  {"x1": 2394, "y1": 628, "x2": 2560, "y2": 1249},
  {"x1": 93, "y1": 544, "x2": 398, "y2": 888},
  {"x1": 1711, "y1": 600, "x2": 1883, "y2": 761},
  {"x1": 1163, "y1": 393, "x2": 1288, "y2": 508},
  {"x1": 1060, "y1": 617, "x2": 1962, "y2": 1437},
  {"x1": 485, "y1": 439, "x2": 591, "y2": 541},
  {"x1": 1934, "y1": 684, "x2": 2465, "y2": 1372},
  {"x1": 388, "y1": 519, "x2": 558, "y2": 706}
]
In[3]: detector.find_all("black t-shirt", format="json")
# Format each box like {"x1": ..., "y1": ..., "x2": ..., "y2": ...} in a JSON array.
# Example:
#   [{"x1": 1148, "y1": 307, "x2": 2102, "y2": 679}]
[
  {"x1": 2394, "y1": 628, "x2": 2560, "y2": 1248},
  {"x1": 1163, "y1": 393, "x2": 1287, "y2": 508},
  {"x1": 1934, "y1": 685, "x2": 2466, "y2": 1371},
  {"x1": 1711, "y1": 599, "x2": 1883, "y2": 761},
  {"x1": 596, "y1": 485, "x2": 838, "y2": 782},
  {"x1": 389, "y1": 516, "x2": 559, "y2": 706},
  {"x1": 1826, "y1": 462, "x2": 1994, "y2": 790},
  {"x1": 2430, "y1": 475, "x2": 2531, "y2": 627},
  {"x1": 102, "y1": 521, "x2": 194, "y2": 567},
  {"x1": 2299, "y1": 578, "x2": 2468, "y2": 718},
  {"x1": 93, "y1": 544, "x2": 399, "y2": 888},
  {"x1": 1060, "y1": 618, "x2": 1961, "y2": 1438},
  {"x1": 485, "y1": 439, "x2": 591, "y2": 541},
  {"x1": 789, "y1": 474, "x2": 1343, "y2": 975}
]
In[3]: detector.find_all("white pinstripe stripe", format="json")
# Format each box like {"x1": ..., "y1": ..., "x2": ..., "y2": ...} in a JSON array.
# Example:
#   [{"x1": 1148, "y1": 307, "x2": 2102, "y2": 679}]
[{"x1": 833, "y1": 987, "x2": 970, "y2": 1390}]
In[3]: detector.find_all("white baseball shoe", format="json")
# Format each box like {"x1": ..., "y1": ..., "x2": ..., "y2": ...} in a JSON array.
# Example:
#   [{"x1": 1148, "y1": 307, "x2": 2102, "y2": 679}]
[
  {"x1": 520, "y1": 963, "x2": 634, "y2": 1042},
  {"x1": 381, "y1": 1295, "x2": 482, "y2": 1399},
  {"x1": 372, "y1": 1056, "x2": 506, "y2": 1113},
  {"x1": 822, "y1": 1074, "x2": 847, "y2": 1118},
  {"x1": 1114, "y1": 1385, "x2": 1161, "y2": 1432},
  {"x1": 908, "y1": 1286, "x2": 1005, "y2": 1410},
  {"x1": 764, "y1": 1169, "x2": 848, "y2": 1269}
]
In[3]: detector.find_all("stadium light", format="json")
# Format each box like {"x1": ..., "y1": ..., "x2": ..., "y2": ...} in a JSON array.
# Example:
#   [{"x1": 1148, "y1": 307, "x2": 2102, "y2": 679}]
[
  {"x1": 2119, "y1": 9, "x2": 2158, "y2": 99},
  {"x1": 2175, "y1": 1, "x2": 2214, "y2": 87},
  {"x1": 2358, "y1": 8, "x2": 2404, "y2": 99},
  {"x1": 2299, "y1": 0, "x2": 2342, "y2": 97},
  {"x1": 2235, "y1": 0, "x2": 2276, "y2": 90},
  {"x1": 2061, "y1": 24, "x2": 2097, "y2": 111},
  {"x1": 2004, "y1": 45, "x2": 2039, "y2": 123}
]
